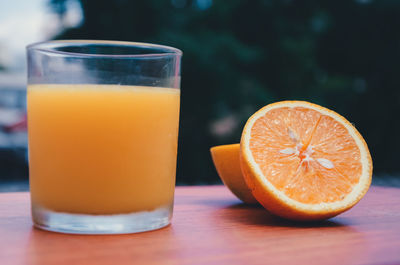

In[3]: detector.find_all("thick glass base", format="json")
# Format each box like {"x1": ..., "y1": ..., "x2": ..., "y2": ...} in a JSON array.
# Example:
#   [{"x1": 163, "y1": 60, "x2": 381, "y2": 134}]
[{"x1": 32, "y1": 204, "x2": 172, "y2": 234}]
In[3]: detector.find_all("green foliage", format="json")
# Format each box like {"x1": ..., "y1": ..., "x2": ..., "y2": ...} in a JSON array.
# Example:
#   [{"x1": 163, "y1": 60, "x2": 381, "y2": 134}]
[{"x1": 50, "y1": 0, "x2": 400, "y2": 183}]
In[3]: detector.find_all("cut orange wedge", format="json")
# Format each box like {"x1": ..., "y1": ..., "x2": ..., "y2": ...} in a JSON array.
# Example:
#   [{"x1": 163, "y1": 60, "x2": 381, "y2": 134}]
[
  {"x1": 240, "y1": 101, "x2": 372, "y2": 220},
  {"x1": 210, "y1": 144, "x2": 257, "y2": 204}
]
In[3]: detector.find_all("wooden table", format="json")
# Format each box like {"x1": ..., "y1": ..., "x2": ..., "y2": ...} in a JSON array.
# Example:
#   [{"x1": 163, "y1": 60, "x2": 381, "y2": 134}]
[{"x1": 1, "y1": 186, "x2": 399, "y2": 265}]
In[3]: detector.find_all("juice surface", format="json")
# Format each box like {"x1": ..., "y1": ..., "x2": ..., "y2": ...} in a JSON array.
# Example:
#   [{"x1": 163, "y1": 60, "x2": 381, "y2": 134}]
[{"x1": 28, "y1": 84, "x2": 180, "y2": 214}]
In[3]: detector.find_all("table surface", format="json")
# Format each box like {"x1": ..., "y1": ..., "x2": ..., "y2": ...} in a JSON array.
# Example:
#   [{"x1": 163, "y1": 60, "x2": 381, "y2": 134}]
[{"x1": 1, "y1": 186, "x2": 399, "y2": 265}]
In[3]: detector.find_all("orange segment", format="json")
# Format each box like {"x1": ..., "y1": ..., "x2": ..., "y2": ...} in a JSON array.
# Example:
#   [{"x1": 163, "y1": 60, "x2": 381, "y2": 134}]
[
  {"x1": 210, "y1": 144, "x2": 257, "y2": 204},
  {"x1": 240, "y1": 101, "x2": 372, "y2": 220}
]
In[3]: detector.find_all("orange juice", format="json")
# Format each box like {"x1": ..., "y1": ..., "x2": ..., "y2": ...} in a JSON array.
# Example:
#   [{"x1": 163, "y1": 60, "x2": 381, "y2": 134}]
[{"x1": 28, "y1": 84, "x2": 180, "y2": 215}]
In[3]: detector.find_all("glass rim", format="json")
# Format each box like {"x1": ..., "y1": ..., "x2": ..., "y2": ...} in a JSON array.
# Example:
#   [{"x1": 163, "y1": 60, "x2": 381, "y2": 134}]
[{"x1": 26, "y1": 40, "x2": 183, "y2": 59}]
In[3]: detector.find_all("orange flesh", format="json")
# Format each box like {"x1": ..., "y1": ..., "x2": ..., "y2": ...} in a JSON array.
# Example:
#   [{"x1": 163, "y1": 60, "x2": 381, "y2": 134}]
[{"x1": 249, "y1": 107, "x2": 362, "y2": 204}]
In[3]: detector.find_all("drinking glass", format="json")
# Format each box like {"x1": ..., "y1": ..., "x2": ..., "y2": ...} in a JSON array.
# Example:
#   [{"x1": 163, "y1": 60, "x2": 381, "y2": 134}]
[{"x1": 27, "y1": 40, "x2": 182, "y2": 234}]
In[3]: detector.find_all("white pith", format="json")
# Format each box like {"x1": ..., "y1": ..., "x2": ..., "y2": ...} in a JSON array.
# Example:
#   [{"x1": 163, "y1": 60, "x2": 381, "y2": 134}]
[
  {"x1": 279, "y1": 143, "x2": 334, "y2": 169},
  {"x1": 243, "y1": 101, "x2": 372, "y2": 212}
]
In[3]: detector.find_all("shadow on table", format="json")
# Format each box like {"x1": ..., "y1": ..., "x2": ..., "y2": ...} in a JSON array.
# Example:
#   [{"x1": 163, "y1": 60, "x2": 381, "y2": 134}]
[{"x1": 223, "y1": 202, "x2": 350, "y2": 228}]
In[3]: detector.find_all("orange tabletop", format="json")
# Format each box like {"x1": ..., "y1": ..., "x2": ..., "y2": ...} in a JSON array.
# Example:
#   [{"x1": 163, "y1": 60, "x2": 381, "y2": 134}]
[{"x1": 0, "y1": 186, "x2": 399, "y2": 265}]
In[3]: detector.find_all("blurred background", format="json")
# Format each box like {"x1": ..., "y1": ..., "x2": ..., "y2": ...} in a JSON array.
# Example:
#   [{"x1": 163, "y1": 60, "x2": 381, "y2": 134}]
[{"x1": 0, "y1": 0, "x2": 399, "y2": 191}]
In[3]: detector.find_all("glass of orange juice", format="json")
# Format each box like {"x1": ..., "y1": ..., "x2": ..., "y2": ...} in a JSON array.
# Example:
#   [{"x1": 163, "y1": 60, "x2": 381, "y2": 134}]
[{"x1": 27, "y1": 40, "x2": 182, "y2": 234}]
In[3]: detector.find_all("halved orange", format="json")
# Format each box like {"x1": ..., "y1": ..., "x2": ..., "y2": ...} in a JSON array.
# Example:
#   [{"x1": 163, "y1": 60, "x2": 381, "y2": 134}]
[
  {"x1": 210, "y1": 144, "x2": 258, "y2": 204},
  {"x1": 240, "y1": 101, "x2": 372, "y2": 220}
]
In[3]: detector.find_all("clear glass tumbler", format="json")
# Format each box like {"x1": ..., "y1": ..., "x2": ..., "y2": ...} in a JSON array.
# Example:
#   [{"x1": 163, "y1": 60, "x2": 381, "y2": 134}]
[{"x1": 27, "y1": 40, "x2": 182, "y2": 234}]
